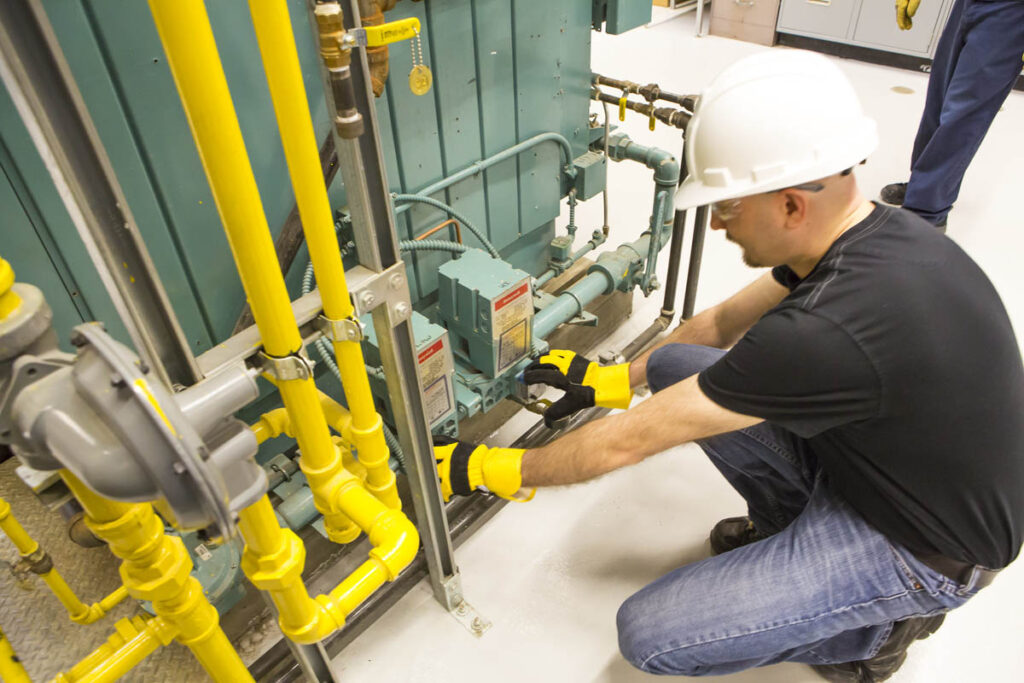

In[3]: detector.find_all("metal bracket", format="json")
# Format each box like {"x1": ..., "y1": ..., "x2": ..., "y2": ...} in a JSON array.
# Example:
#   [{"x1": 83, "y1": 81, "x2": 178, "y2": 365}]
[
  {"x1": 346, "y1": 262, "x2": 413, "y2": 322},
  {"x1": 315, "y1": 314, "x2": 364, "y2": 342},
  {"x1": 258, "y1": 350, "x2": 315, "y2": 381},
  {"x1": 450, "y1": 598, "x2": 492, "y2": 638}
]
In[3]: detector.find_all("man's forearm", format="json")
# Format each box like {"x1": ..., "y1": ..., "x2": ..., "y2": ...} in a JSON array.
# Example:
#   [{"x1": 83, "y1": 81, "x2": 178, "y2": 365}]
[
  {"x1": 519, "y1": 375, "x2": 761, "y2": 488},
  {"x1": 520, "y1": 411, "x2": 640, "y2": 487}
]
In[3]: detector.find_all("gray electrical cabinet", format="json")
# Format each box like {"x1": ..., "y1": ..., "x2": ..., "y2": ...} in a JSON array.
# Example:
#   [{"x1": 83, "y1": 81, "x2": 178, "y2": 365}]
[{"x1": 777, "y1": 0, "x2": 954, "y2": 58}]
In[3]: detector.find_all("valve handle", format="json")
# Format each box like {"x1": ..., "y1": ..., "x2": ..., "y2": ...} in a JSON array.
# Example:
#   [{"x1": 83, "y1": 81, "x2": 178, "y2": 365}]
[{"x1": 363, "y1": 17, "x2": 420, "y2": 47}]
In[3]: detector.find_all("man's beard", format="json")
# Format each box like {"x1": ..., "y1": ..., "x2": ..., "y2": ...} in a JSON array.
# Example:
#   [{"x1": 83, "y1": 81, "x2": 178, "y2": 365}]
[
  {"x1": 726, "y1": 234, "x2": 764, "y2": 268},
  {"x1": 741, "y1": 250, "x2": 764, "y2": 268}
]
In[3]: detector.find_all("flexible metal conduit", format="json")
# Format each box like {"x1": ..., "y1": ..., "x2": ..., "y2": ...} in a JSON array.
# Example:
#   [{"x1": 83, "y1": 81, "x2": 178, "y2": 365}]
[{"x1": 392, "y1": 194, "x2": 498, "y2": 257}]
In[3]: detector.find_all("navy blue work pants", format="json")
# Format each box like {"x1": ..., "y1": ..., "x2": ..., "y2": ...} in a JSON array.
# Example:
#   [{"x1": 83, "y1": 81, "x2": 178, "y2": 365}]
[{"x1": 903, "y1": 0, "x2": 1024, "y2": 225}]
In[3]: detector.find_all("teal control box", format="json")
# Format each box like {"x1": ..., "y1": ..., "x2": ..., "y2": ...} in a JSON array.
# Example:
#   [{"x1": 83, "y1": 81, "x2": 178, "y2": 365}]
[
  {"x1": 362, "y1": 311, "x2": 457, "y2": 433},
  {"x1": 437, "y1": 249, "x2": 533, "y2": 379}
]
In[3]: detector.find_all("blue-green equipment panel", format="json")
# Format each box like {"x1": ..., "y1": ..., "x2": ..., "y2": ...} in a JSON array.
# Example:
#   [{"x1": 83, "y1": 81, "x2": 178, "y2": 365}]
[{"x1": 1, "y1": 0, "x2": 626, "y2": 352}]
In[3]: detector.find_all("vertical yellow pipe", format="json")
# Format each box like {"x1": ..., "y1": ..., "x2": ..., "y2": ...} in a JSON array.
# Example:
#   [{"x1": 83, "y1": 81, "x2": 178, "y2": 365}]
[
  {"x1": 0, "y1": 497, "x2": 39, "y2": 555},
  {"x1": 237, "y1": 497, "x2": 339, "y2": 642},
  {"x1": 0, "y1": 624, "x2": 30, "y2": 683},
  {"x1": 147, "y1": 0, "x2": 361, "y2": 543},
  {"x1": 61, "y1": 474, "x2": 252, "y2": 683},
  {"x1": 247, "y1": 0, "x2": 400, "y2": 511}
]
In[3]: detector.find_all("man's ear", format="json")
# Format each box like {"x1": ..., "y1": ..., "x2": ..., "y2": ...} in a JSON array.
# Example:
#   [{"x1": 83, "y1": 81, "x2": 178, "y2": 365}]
[{"x1": 780, "y1": 189, "x2": 809, "y2": 229}]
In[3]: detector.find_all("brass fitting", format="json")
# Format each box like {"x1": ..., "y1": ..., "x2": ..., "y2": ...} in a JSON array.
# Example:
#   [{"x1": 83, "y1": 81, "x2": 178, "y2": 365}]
[
  {"x1": 314, "y1": 3, "x2": 350, "y2": 70},
  {"x1": 362, "y1": 2, "x2": 389, "y2": 97}
]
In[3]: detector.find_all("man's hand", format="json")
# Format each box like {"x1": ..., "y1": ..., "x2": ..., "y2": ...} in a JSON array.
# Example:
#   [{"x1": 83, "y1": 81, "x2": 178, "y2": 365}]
[
  {"x1": 433, "y1": 436, "x2": 530, "y2": 502},
  {"x1": 896, "y1": 0, "x2": 921, "y2": 30},
  {"x1": 522, "y1": 350, "x2": 632, "y2": 427}
]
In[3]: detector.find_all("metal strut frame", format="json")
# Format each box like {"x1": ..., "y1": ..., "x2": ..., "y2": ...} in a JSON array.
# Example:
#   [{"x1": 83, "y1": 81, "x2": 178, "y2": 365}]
[
  {"x1": 0, "y1": 0, "x2": 201, "y2": 389},
  {"x1": 331, "y1": 0, "x2": 465, "y2": 614}
]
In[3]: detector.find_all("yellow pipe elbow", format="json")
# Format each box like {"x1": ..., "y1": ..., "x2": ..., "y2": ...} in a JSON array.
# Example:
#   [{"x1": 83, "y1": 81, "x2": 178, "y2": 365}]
[
  {"x1": 317, "y1": 391, "x2": 353, "y2": 442},
  {"x1": 252, "y1": 407, "x2": 292, "y2": 444},
  {"x1": 68, "y1": 586, "x2": 130, "y2": 626}
]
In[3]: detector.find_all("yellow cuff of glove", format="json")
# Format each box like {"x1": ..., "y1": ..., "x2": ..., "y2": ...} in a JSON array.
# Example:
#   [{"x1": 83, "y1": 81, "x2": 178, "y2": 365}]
[
  {"x1": 467, "y1": 446, "x2": 526, "y2": 498},
  {"x1": 581, "y1": 362, "x2": 633, "y2": 410}
]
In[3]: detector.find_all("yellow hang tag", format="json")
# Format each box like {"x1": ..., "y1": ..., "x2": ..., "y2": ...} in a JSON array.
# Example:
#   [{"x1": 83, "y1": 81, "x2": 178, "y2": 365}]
[
  {"x1": 618, "y1": 96, "x2": 627, "y2": 122},
  {"x1": 409, "y1": 64, "x2": 432, "y2": 95},
  {"x1": 649, "y1": 112, "x2": 656, "y2": 131}
]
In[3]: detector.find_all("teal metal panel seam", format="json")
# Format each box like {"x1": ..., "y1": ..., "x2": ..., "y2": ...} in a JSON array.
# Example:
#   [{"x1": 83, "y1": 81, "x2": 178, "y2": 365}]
[
  {"x1": 510, "y1": 0, "x2": 524, "y2": 238},
  {"x1": 468, "y1": 0, "x2": 493, "y2": 245},
  {"x1": 423, "y1": 5, "x2": 451, "y2": 215},
  {"x1": 382, "y1": 75, "x2": 422, "y2": 299},
  {"x1": 79, "y1": 0, "x2": 216, "y2": 344},
  {"x1": 0, "y1": 142, "x2": 92, "y2": 323}
]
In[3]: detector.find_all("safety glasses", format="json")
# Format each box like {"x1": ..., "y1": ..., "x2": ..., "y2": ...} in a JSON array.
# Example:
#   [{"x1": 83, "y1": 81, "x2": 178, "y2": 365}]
[{"x1": 710, "y1": 182, "x2": 826, "y2": 222}]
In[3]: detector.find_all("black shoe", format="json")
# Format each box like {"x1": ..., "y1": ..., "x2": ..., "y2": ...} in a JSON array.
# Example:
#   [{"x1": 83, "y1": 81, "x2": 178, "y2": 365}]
[
  {"x1": 810, "y1": 613, "x2": 946, "y2": 682},
  {"x1": 879, "y1": 183, "x2": 907, "y2": 206},
  {"x1": 709, "y1": 516, "x2": 769, "y2": 555}
]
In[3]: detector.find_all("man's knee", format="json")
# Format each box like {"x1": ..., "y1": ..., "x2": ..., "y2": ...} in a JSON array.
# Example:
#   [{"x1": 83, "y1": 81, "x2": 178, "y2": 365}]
[
  {"x1": 646, "y1": 344, "x2": 726, "y2": 393},
  {"x1": 616, "y1": 593, "x2": 707, "y2": 676}
]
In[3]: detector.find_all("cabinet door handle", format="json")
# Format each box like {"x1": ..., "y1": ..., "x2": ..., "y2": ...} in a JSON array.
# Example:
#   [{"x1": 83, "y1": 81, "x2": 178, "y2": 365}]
[
  {"x1": 806, "y1": 0, "x2": 833, "y2": 6},
  {"x1": 734, "y1": 0, "x2": 756, "y2": 6}
]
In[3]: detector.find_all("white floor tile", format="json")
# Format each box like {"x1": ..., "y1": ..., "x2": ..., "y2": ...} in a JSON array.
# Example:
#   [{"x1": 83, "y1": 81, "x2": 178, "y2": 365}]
[{"x1": 337, "y1": 13, "x2": 1024, "y2": 682}]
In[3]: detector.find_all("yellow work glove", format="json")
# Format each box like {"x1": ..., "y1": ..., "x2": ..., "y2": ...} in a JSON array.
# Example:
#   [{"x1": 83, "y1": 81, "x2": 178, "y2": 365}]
[
  {"x1": 896, "y1": 0, "x2": 921, "y2": 30},
  {"x1": 433, "y1": 436, "x2": 532, "y2": 502},
  {"x1": 522, "y1": 350, "x2": 632, "y2": 427}
]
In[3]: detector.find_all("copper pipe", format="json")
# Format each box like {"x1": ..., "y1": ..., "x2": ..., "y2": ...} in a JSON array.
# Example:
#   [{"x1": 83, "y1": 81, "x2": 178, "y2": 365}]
[{"x1": 414, "y1": 218, "x2": 462, "y2": 243}]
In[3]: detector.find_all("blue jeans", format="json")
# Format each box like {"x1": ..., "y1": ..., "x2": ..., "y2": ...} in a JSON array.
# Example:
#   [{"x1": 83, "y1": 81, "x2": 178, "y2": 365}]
[
  {"x1": 615, "y1": 344, "x2": 987, "y2": 676},
  {"x1": 903, "y1": 0, "x2": 1024, "y2": 225}
]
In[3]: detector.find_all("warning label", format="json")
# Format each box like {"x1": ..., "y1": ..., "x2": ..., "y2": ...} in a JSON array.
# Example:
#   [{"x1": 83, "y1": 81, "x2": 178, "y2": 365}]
[
  {"x1": 492, "y1": 280, "x2": 532, "y2": 373},
  {"x1": 417, "y1": 336, "x2": 454, "y2": 425}
]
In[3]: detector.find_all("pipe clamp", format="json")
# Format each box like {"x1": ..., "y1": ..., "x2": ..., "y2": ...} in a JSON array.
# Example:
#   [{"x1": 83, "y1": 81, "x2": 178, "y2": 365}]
[
  {"x1": 259, "y1": 351, "x2": 316, "y2": 382},
  {"x1": 316, "y1": 315, "x2": 364, "y2": 342}
]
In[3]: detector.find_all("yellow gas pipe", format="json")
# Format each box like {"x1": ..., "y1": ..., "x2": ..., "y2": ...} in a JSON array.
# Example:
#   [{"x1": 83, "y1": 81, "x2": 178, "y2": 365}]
[
  {"x1": 147, "y1": 0, "x2": 360, "y2": 544},
  {"x1": 60, "y1": 473, "x2": 252, "y2": 683},
  {"x1": 0, "y1": 496, "x2": 128, "y2": 625},
  {"x1": 0, "y1": 624, "x2": 30, "y2": 683},
  {"x1": 54, "y1": 615, "x2": 177, "y2": 683},
  {"x1": 248, "y1": 0, "x2": 401, "y2": 513},
  {"x1": 148, "y1": 0, "x2": 419, "y2": 644}
]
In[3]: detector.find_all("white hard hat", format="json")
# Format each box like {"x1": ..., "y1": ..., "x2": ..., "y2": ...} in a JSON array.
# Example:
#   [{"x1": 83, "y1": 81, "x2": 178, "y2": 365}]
[{"x1": 674, "y1": 50, "x2": 878, "y2": 211}]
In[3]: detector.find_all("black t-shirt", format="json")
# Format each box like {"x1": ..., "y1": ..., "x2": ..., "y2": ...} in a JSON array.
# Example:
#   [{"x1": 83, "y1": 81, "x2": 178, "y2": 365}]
[{"x1": 698, "y1": 204, "x2": 1024, "y2": 569}]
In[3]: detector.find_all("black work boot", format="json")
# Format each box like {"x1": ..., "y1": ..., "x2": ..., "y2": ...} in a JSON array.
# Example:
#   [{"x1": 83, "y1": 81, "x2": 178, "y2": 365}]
[
  {"x1": 879, "y1": 182, "x2": 907, "y2": 206},
  {"x1": 810, "y1": 613, "x2": 946, "y2": 682},
  {"x1": 709, "y1": 516, "x2": 769, "y2": 555}
]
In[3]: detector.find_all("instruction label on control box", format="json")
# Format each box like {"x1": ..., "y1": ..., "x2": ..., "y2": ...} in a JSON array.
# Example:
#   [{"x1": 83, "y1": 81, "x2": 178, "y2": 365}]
[
  {"x1": 493, "y1": 280, "x2": 532, "y2": 373},
  {"x1": 417, "y1": 335, "x2": 454, "y2": 426}
]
